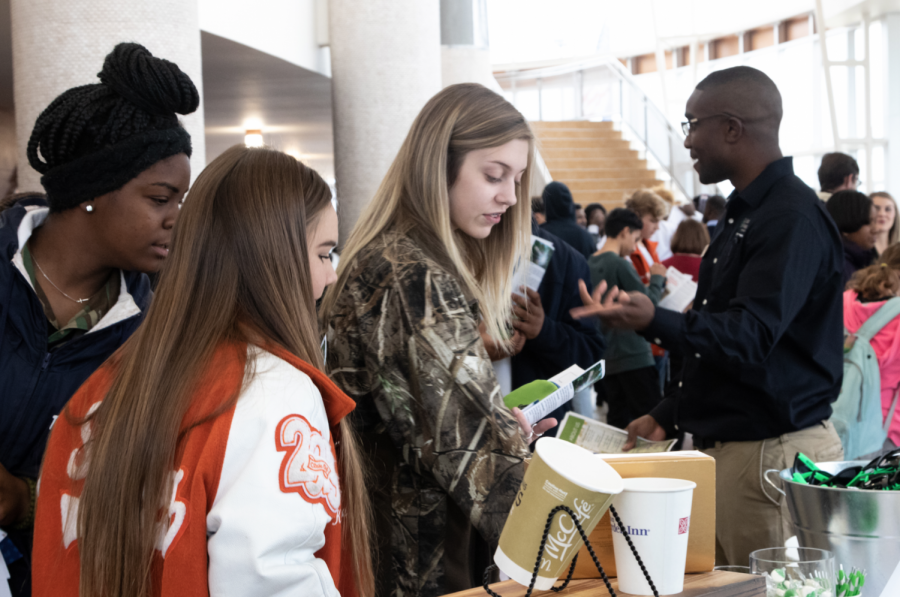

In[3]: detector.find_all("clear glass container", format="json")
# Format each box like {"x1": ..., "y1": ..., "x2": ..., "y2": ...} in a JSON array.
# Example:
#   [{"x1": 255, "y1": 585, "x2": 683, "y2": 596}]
[{"x1": 750, "y1": 547, "x2": 836, "y2": 597}]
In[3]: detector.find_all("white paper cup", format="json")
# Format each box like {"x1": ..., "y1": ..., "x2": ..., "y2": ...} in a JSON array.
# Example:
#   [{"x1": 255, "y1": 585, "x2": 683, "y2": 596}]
[
  {"x1": 494, "y1": 438, "x2": 624, "y2": 590},
  {"x1": 610, "y1": 477, "x2": 696, "y2": 595}
]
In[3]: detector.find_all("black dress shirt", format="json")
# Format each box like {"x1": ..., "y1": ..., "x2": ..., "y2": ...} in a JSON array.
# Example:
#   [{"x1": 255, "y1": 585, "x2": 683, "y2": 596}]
[{"x1": 643, "y1": 157, "x2": 844, "y2": 442}]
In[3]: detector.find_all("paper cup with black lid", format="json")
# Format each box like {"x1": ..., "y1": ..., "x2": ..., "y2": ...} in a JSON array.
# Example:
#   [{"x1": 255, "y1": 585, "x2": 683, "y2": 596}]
[{"x1": 494, "y1": 437, "x2": 624, "y2": 590}]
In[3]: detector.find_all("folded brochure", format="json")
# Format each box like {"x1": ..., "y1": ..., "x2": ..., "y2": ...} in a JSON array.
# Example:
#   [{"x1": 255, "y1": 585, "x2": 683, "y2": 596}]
[
  {"x1": 511, "y1": 235, "x2": 555, "y2": 293},
  {"x1": 518, "y1": 359, "x2": 605, "y2": 425},
  {"x1": 556, "y1": 411, "x2": 677, "y2": 453},
  {"x1": 657, "y1": 266, "x2": 698, "y2": 313}
]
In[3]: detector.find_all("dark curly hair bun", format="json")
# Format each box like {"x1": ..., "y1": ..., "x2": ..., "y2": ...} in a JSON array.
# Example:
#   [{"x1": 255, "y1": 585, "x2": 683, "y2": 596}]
[
  {"x1": 99, "y1": 42, "x2": 199, "y2": 116},
  {"x1": 28, "y1": 42, "x2": 199, "y2": 212}
]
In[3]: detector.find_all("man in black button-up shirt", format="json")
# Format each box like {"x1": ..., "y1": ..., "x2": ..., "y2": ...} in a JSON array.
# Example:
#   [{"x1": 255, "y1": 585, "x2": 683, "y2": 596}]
[{"x1": 573, "y1": 66, "x2": 845, "y2": 566}]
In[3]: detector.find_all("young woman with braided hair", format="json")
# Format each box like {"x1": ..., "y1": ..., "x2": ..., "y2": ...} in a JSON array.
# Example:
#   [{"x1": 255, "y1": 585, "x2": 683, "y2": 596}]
[{"x1": 0, "y1": 42, "x2": 198, "y2": 596}]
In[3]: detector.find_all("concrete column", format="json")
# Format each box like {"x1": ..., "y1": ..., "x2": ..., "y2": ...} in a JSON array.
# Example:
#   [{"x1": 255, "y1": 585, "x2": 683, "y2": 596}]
[
  {"x1": 440, "y1": 0, "x2": 495, "y2": 90},
  {"x1": 329, "y1": 0, "x2": 441, "y2": 243},
  {"x1": 10, "y1": 0, "x2": 205, "y2": 192},
  {"x1": 438, "y1": 0, "x2": 553, "y2": 196},
  {"x1": 884, "y1": 14, "x2": 900, "y2": 193}
]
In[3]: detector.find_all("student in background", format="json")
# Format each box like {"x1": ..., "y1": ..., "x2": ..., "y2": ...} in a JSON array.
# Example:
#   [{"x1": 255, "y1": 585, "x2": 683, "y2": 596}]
[
  {"x1": 625, "y1": 189, "x2": 670, "y2": 393},
  {"x1": 844, "y1": 263, "x2": 900, "y2": 451},
  {"x1": 585, "y1": 202, "x2": 607, "y2": 249},
  {"x1": 541, "y1": 181, "x2": 596, "y2": 259},
  {"x1": 33, "y1": 146, "x2": 374, "y2": 597},
  {"x1": 883, "y1": 243, "x2": 900, "y2": 270},
  {"x1": 0, "y1": 43, "x2": 198, "y2": 597},
  {"x1": 532, "y1": 195, "x2": 546, "y2": 225},
  {"x1": 575, "y1": 202, "x2": 587, "y2": 228},
  {"x1": 588, "y1": 208, "x2": 666, "y2": 429},
  {"x1": 662, "y1": 219, "x2": 710, "y2": 283},
  {"x1": 624, "y1": 189, "x2": 668, "y2": 283},
  {"x1": 871, "y1": 191, "x2": 898, "y2": 256},
  {"x1": 654, "y1": 197, "x2": 700, "y2": 262},
  {"x1": 817, "y1": 152, "x2": 860, "y2": 201},
  {"x1": 321, "y1": 84, "x2": 556, "y2": 597},
  {"x1": 827, "y1": 190, "x2": 878, "y2": 287}
]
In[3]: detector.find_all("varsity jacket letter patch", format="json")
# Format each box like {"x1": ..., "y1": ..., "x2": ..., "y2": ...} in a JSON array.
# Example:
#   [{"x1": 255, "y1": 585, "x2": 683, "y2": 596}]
[{"x1": 274, "y1": 414, "x2": 341, "y2": 520}]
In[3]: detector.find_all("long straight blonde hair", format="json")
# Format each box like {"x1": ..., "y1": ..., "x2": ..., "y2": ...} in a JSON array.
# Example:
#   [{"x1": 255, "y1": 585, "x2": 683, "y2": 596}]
[
  {"x1": 871, "y1": 191, "x2": 900, "y2": 247},
  {"x1": 71, "y1": 145, "x2": 373, "y2": 597},
  {"x1": 322, "y1": 83, "x2": 534, "y2": 346}
]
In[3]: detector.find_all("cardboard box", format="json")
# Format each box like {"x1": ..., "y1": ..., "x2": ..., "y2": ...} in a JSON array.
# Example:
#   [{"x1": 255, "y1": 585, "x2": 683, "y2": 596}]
[{"x1": 572, "y1": 450, "x2": 716, "y2": 579}]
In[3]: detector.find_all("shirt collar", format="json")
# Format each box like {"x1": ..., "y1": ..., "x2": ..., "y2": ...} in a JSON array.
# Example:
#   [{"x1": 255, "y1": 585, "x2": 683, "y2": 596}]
[
  {"x1": 729, "y1": 156, "x2": 794, "y2": 209},
  {"x1": 262, "y1": 341, "x2": 356, "y2": 427}
]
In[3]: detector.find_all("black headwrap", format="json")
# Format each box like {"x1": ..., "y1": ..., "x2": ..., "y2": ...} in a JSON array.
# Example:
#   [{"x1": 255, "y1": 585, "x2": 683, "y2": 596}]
[{"x1": 27, "y1": 42, "x2": 200, "y2": 212}]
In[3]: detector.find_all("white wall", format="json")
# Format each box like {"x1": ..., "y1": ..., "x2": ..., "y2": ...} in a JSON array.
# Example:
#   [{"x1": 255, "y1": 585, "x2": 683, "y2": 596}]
[
  {"x1": 198, "y1": 0, "x2": 325, "y2": 74},
  {"x1": 488, "y1": 0, "x2": 886, "y2": 66},
  {"x1": 632, "y1": 23, "x2": 890, "y2": 195}
]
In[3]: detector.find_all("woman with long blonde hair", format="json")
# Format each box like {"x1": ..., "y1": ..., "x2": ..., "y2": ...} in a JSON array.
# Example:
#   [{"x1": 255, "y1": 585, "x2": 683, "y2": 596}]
[
  {"x1": 321, "y1": 83, "x2": 554, "y2": 597},
  {"x1": 32, "y1": 146, "x2": 373, "y2": 597},
  {"x1": 871, "y1": 191, "x2": 899, "y2": 256}
]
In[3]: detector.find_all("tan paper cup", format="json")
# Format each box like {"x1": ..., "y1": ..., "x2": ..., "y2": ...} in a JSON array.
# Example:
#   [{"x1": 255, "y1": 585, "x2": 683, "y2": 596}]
[{"x1": 494, "y1": 437, "x2": 624, "y2": 590}]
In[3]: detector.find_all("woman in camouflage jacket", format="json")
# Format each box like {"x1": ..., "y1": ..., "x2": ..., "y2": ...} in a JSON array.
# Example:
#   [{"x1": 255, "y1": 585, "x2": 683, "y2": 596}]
[{"x1": 321, "y1": 84, "x2": 552, "y2": 597}]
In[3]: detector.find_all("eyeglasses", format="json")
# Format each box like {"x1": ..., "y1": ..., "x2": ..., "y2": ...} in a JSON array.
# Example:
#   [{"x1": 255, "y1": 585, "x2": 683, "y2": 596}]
[{"x1": 681, "y1": 113, "x2": 736, "y2": 136}]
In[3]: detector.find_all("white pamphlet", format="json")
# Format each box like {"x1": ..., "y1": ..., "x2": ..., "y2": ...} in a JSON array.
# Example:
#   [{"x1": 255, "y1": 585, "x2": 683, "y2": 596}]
[
  {"x1": 657, "y1": 267, "x2": 698, "y2": 313},
  {"x1": 556, "y1": 411, "x2": 677, "y2": 454},
  {"x1": 512, "y1": 235, "x2": 555, "y2": 293},
  {"x1": 520, "y1": 359, "x2": 605, "y2": 425}
]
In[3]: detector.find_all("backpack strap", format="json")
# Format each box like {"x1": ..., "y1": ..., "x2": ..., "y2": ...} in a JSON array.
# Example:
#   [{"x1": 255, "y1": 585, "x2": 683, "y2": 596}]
[
  {"x1": 886, "y1": 385, "x2": 900, "y2": 434},
  {"x1": 854, "y1": 297, "x2": 900, "y2": 342}
]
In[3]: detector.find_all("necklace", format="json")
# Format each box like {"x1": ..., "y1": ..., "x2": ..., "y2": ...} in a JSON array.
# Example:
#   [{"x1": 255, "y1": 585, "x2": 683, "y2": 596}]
[{"x1": 30, "y1": 252, "x2": 92, "y2": 304}]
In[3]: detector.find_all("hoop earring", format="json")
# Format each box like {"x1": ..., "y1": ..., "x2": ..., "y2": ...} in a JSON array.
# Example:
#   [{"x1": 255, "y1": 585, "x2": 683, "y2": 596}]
[{"x1": 86, "y1": 205, "x2": 93, "y2": 213}]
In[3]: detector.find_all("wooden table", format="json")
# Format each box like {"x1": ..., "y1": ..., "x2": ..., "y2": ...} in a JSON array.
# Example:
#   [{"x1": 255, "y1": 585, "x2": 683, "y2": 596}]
[{"x1": 444, "y1": 571, "x2": 765, "y2": 597}]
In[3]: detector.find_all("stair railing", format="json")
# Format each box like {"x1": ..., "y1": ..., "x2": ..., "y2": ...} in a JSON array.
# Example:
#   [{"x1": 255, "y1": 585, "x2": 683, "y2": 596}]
[{"x1": 495, "y1": 56, "x2": 701, "y2": 202}]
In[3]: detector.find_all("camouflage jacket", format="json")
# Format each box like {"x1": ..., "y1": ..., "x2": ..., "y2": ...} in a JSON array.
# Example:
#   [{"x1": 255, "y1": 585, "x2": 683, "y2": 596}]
[{"x1": 326, "y1": 231, "x2": 529, "y2": 597}]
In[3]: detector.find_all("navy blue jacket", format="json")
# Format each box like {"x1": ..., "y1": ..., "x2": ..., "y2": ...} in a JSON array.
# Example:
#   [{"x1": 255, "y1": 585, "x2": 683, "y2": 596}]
[
  {"x1": 540, "y1": 181, "x2": 596, "y2": 260},
  {"x1": 0, "y1": 197, "x2": 152, "y2": 480},
  {"x1": 512, "y1": 224, "x2": 605, "y2": 430},
  {"x1": 0, "y1": 197, "x2": 151, "y2": 597}
]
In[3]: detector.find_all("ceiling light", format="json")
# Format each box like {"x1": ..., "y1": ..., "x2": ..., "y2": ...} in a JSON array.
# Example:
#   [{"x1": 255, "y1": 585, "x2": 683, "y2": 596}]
[{"x1": 244, "y1": 129, "x2": 264, "y2": 148}]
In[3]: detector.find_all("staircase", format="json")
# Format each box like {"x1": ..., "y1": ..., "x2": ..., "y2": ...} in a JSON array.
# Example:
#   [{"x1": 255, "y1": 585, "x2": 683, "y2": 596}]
[{"x1": 531, "y1": 121, "x2": 664, "y2": 209}]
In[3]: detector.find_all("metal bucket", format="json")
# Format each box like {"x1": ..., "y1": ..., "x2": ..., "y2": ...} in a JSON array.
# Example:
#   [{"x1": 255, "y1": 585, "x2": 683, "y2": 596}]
[{"x1": 764, "y1": 460, "x2": 900, "y2": 596}]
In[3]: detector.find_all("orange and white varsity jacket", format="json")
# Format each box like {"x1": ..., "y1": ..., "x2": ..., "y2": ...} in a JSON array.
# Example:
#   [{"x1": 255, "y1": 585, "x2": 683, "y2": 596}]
[{"x1": 32, "y1": 341, "x2": 358, "y2": 597}]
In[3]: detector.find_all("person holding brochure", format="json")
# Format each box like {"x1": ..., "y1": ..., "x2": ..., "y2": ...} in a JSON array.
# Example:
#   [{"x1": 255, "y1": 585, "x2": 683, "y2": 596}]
[
  {"x1": 587, "y1": 208, "x2": 666, "y2": 430},
  {"x1": 572, "y1": 66, "x2": 844, "y2": 567},
  {"x1": 321, "y1": 83, "x2": 556, "y2": 597},
  {"x1": 662, "y1": 219, "x2": 709, "y2": 283},
  {"x1": 510, "y1": 222, "x2": 606, "y2": 435}
]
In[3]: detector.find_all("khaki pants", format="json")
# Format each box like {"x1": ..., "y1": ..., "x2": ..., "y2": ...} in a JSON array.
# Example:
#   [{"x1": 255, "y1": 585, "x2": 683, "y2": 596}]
[{"x1": 701, "y1": 420, "x2": 844, "y2": 566}]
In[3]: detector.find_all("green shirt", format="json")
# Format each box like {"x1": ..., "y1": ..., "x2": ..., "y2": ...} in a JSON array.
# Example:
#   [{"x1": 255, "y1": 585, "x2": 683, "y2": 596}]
[
  {"x1": 21, "y1": 243, "x2": 119, "y2": 349},
  {"x1": 587, "y1": 251, "x2": 666, "y2": 374}
]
